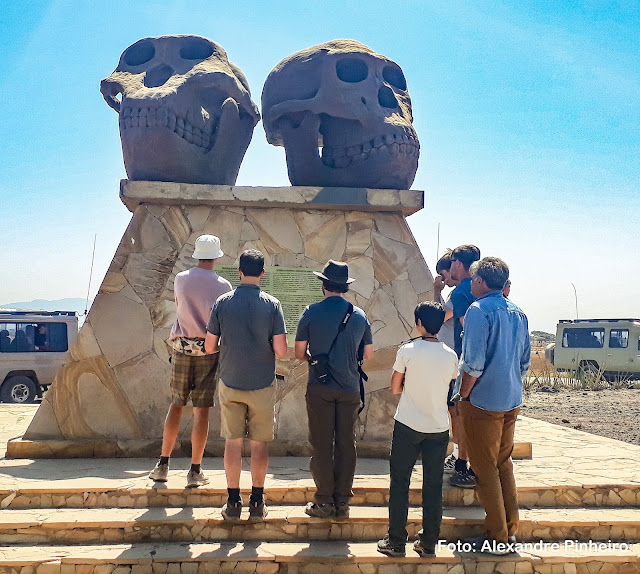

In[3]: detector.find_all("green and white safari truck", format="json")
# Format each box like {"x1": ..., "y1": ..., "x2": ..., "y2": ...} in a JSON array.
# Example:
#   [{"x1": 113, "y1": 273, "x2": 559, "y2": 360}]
[
  {"x1": 0, "y1": 310, "x2": 78, "y2": 403},
  {"x1": 545, "y1": 318, "x2": 640, "y2": 378}
]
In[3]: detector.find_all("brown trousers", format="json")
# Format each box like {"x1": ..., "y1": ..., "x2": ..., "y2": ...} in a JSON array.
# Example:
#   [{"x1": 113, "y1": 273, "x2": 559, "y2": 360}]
[{"x1": 459, "y1": 401, "x2": 520, "y2": 542}]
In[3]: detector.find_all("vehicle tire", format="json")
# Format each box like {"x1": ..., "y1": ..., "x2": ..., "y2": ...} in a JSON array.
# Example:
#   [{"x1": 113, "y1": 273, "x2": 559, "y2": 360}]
[{"x1": 0, "y1": 376, "x2": 37, "y2": 404}]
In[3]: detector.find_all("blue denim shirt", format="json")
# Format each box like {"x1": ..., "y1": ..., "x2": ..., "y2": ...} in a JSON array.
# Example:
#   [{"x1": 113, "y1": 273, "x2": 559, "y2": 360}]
[{"x1": 454, "y1": 290, "x2": 530, "y2": 411}]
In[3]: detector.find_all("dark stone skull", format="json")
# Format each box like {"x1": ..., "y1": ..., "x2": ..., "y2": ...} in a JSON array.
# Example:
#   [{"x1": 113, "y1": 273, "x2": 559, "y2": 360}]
[
  {"x1": 262, "y1": 39, "x2": 419, "y2": 189},
  {"x1": 100, "y1": 35, "x2": 260, "y2": 185}
]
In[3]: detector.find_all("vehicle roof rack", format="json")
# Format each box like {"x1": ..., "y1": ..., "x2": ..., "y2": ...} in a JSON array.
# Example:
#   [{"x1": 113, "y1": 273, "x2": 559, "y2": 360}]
[
  {"x1": 0, "y1": 310, "x2": 77, "y2": 317},
  {"x1": 558, "y1": 318, "x2": 640, "y2": 324}
]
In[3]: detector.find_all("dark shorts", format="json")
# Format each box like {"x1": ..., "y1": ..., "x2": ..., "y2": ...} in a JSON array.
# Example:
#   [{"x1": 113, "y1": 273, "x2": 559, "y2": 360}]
[
  {"x1": 170, "y1": 351, "x2": 219, "y2": 408},
  {"x1": 447, "y1": 380, "x2": 455, "y2": 407}
]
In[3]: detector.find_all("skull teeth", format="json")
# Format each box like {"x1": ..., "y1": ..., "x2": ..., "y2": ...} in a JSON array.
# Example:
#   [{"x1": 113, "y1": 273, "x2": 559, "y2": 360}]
[
  {"x1": 120, "y1": 107, "x2": 212, "y2": 150},
  {"x1": 321, "y1": 132, "x2": 419, "y2": 168}
]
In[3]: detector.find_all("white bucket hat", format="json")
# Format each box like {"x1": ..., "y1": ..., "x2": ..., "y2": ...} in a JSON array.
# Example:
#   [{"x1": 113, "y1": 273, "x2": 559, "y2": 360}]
[{"x1": 192, "y1": 235, "x2": 224, "y2": 260}]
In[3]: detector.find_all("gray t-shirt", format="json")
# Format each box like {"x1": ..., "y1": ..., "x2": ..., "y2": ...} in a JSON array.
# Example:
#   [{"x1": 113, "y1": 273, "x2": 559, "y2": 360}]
[
  {"x1": 207, "y1": 284, "x2": 287, "y2": 390},
  {"x1": 296, "y1": 296, "x2": 373, "y2": 393}
]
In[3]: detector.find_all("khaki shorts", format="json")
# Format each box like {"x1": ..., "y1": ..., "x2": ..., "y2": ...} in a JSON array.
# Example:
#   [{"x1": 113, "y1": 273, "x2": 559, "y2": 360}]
[
  {"x1": 218, "y1": 379, "x2": 276, "y2": 442},
  {"x1": 170, "y1": 351, "x2": 218, "y2": 408}
]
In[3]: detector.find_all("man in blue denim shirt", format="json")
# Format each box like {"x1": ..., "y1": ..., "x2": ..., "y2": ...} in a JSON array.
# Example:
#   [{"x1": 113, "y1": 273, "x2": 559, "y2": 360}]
[{"x1": 452, "y1": 257, "x2": 530, "y2": 554}]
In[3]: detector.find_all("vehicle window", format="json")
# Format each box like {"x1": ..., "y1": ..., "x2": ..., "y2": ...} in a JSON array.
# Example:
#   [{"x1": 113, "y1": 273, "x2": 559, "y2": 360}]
[
  {"x1": 561, "y1": 327, "x2": 605, "y2": 348},
  {"x1": 0, "y1": 322, "x2": 68, "y2": 352},
  {"x1": 609, "y1": 329, "x2": 629, "y2": 349}
]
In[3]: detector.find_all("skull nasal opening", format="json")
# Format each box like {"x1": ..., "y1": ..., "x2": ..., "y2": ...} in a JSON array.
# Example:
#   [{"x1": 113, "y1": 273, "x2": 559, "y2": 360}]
[
  {"x1": 336, "y1": 58, "x2": 368, "y2": 83},
  {"x1": 378, "y1": 85, "x2": 398, "y2": 109},
  {"x1": 144, "y1": 64, "x2": 174, "y2": 88}
]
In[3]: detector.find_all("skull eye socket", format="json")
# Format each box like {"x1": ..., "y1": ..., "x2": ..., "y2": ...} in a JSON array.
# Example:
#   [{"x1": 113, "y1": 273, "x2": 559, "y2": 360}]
[
  {"x1": 382, "y1": 64, "x2": 407, "y2": 91},
  {"x1": 180, "y1": 38, "x2": 215, "y2": 60},
  {"x1": 378, "y1": 85, "x2": 398, "y2": 109},
  {"x1": 336, "y1": 58, "x2": 368, "y2": 83},
  {"x1": 124, "y1": 41, "x2": 155, "y2": 66}
]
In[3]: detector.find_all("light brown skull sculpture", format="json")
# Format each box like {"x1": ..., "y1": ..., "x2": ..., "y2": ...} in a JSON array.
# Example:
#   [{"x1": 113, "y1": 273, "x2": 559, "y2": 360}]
[
  {"x1": 262, "y1": 39, "x2": 419, "y2": 189},
  {"x1": 100, "y1": 35, "x2": 260, "y2": 185}
]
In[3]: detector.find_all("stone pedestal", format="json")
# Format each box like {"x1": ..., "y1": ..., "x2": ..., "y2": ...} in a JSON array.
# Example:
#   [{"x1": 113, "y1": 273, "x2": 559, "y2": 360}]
[{"x1": 9, "y1": 181, "x2": 435, "y2": 458}]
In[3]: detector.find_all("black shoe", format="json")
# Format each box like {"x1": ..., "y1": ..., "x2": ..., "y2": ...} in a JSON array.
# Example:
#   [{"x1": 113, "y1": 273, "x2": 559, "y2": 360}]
[
  {"x1": 449, "y1": 468, "x2": 477, "y2": 489},
  {"x1": 248, "y1": 499, "x2": 268, "y2": 522},
  {"x1": 377, "y1": 536, "x2": 406, "y2": 557},
  {"x1": 335, "y1": 503, "x2": 350, "y2": 518},
  {"x1": 221, "y1": 497, "x2": 243, "y2": 521},
  {"x1": 414, "y1": 539, "x2": 436, "y2": 557},
  {"x1": 304, "y1": 501, "x2": 336, "y2": 518}
]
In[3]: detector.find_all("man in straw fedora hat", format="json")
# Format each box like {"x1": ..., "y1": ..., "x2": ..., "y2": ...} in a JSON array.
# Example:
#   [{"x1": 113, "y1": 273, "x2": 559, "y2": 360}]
[
  {"x1": 295, "y1": 259, "x2": 374, "y2": 519},
  {"x1": 149, "y1": 234, "x2": 231, "y2": 488}
]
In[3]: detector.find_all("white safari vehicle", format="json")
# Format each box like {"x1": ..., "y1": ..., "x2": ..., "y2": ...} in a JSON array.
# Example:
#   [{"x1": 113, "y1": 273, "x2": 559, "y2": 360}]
[
  {"x1": 545, "y1": 318, "x2": 640, "y2": 378},
  {"x1": 0, "y1": 310, "x2": 78, "y2": 403}
]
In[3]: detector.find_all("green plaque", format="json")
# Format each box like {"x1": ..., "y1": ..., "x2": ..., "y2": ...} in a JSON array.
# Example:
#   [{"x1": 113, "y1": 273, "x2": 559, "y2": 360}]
[{"x1": 216, "y1": 266, "x2": 324, "y2": 346}]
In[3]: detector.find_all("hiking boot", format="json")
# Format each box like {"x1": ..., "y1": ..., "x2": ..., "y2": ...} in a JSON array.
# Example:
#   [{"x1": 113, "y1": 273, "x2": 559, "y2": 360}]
[
  {"x1": 443, "y1": 454, "x2": 457, "y2": 474},
  {"x1": 149, "y1": 461, "x2": 169, "y2": 482},
  {"x1": 414, "y1": 539, "x2": 436, "y2": 557},
  {"x1": 335, "y1": 503, "x2": 350, "y2": 518},
  {"x1": 377, "y1": 536, "x2": 406, "y2": 557},
  {"x1": 304, "y1": 501, "x2": 336, "y2": 518},
  {"x1": 449, "y1": 468, "x2": 476, "y2": 489},
  {"x1": 248, "y1": 499, "x2": 268, "y2": 522},
  {"x1": 222, "y1": 497, "x2": 243, "y2": 521},
  {"x1": 186, "y1": 469, "x2": 209, "y2": 488}
]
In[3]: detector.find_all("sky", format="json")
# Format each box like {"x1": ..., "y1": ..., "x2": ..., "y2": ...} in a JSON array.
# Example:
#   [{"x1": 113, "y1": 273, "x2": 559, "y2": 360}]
[{"x1": 0, "y1": 0, "x2": 638, "y2": 333}]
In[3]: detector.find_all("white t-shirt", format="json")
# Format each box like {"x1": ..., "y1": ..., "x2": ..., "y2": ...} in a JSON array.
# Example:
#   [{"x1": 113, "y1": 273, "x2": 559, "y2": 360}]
[{"x1": 392, "y1": 339, "x2": 459, "y2": 433}]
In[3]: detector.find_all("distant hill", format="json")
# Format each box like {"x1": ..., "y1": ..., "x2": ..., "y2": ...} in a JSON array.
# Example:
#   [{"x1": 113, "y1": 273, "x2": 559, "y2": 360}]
[
  {"x1": 531, "y1": 330, "x2": 555, "y2": 343},
  {"x1": 0, "y1": 299, "x2": 90, "y2": 325}
]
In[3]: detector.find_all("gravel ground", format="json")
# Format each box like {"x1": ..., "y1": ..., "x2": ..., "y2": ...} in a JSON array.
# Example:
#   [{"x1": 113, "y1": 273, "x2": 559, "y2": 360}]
[{"x1": 520, "y1": 387, "x2": 640, "y2": 446}]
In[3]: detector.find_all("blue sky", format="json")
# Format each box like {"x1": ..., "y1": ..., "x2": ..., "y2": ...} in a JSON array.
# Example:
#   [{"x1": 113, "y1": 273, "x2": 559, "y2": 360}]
[{"x1": 1, "y1": 0, "x2": 638, "y2": 332}]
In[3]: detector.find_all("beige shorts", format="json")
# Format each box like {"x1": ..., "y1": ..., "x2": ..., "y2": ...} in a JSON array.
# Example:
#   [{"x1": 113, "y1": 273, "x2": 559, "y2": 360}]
[{"x1": 218, "y1": 379, "x2": 276, "y2": 442}]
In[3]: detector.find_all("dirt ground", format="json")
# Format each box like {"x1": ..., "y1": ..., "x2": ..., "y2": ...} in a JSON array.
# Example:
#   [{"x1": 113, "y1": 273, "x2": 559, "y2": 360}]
[{"x1": 520, "y1": 387, "x2": 640, "y2": 446}]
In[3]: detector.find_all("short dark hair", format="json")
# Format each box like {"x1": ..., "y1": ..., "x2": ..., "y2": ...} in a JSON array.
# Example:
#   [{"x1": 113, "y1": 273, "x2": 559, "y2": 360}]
[
  {"x1": 436, "y1": 251, "x2": 453, "y2": 274},
  {"x1": 414, "y1": 301, "x2": 445, "y2": 335},
  {"x1": 239, "y1": 249, "x2": 264, "y2": 277},
  {"x1": 451, "y1": 244, "x2": 481, "y2": 270},
  {"x1": 470, "y1": 257, "x2": 510, "y2": 290},
  {"x1": 322, "y1": 279, "x2": 349, "y2": 294}
]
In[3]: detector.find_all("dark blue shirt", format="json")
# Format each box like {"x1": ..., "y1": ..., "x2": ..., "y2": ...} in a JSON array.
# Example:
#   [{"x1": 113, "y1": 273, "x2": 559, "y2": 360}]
[
  {"x1": 296, "y1": 296, "x2": 373, "y2": 393},
  {"x1": 207, "y1": 284, "x2": 286, "y2": 390},
  {"x1": 450, "y1": 277, "x2": 475, "y2": 357}
]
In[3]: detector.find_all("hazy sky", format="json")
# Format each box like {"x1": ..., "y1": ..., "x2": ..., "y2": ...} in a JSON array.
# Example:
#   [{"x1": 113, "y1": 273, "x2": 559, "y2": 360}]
[{"x1": 1, "y1": 1, "x2": 638, "y2": 332}]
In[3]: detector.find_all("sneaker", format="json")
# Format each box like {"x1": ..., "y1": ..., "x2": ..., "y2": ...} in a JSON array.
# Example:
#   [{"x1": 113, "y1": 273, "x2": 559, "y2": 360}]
[
  {"x1": 304, "y1": 501, "x2": 336, "y2": 518},
  {"x1": 465, "y1": 534, "x2": 513, "y2": 556},
  {"x1": 149, "y1": 462, "x2": 169, "y2": 482},
  {"x1": 377, "y1": 536, "x2": 406, "y2": 557},
  {"x1": 186, "y1": 469, "x2": 209, "y2": 488},
  {"x1": 221, "y1": 498, "x2": 243, "y2": 521},
  {"x1": 335, "y1": 503, "x2": 350, "y2": 518},
  {"x1": 449, "y1": 468, "x2": 476, "y2": 489},
  {"x1": 248, "y1": 499, "x2": 268, "y2": 522},
  {"x1": 414, "y1": 539, "x2": 436, "y2": 557},
  {"x1": 443, "y1": 454, "x2": 457, "y2": 474}
]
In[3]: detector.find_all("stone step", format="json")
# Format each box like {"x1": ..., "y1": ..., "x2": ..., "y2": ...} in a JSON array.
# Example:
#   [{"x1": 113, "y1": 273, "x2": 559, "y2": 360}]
[
  {"x1": 0, "y1": 540, "x2": 638, "y2": 574},
  {"x1": 1, "y1": 505, "x2": 639, "y2": 545},
  {"x1": 2, "y1": 483, "x2": 639, "y2": 510}
]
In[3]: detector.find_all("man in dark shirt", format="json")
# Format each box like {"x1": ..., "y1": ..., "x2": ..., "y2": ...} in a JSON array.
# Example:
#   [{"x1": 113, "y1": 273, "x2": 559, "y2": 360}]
[
  {"x1": 448, "y1": 244, "x2": 480, "y2": 489},
  {"x1": 295, "y1": 260, "x2": 374, "y2": 518},
  {"x1": 205, "y1": 249, "x2": 287, "y2": 522}
]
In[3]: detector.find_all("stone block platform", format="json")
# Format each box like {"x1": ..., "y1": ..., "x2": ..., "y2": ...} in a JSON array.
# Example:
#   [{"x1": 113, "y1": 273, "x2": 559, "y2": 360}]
[{"x1": 1, "y1": 406, "x2": 639, "y2": 573}]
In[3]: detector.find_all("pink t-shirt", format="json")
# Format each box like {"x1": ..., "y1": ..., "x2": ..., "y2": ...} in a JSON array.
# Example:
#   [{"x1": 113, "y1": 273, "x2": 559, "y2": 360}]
[{"x1": 170, "y1": 267, "x2": 232, "y2": 340}]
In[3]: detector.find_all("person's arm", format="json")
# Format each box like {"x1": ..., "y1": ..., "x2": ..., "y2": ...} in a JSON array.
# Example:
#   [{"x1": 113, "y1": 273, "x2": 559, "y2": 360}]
[
  {"x1": 460, "y1": 370, "x2": 478, "y2": 398},
  {"x1": 390, "y1": 370, "x2": 405, "y2": 395},
  {"x1": 272, "y1": 334, "x2": 288, "y2": 358},
  {"x1": 433, "y1": 275, "x2": 445, "y2": 303},
  {"x1": 294, "y1": 340, "x2": 308, "y2": 361},
  {"x1": 362, "y1": 343, "x2": 374, "y2": 360},
  {"x1": 520, "y1": 318, "x2": 532, "y2": 376},
  {"x1": 457, "y1": 306, "x2": 489, "y2": 395},
  {"x1": 204, "y1": 332, "x2": 219, "y2": 354}
]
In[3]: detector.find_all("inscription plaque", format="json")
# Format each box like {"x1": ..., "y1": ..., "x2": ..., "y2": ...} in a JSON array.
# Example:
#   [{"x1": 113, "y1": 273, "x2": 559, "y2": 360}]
[{"x1": 216, "y1": 265, "x2": 324, "y2": 346}]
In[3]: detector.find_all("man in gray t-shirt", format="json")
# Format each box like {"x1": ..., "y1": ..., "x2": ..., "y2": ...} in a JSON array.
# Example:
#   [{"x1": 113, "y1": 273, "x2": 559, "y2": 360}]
[
  {"x1": 205, "y1": 249, "x2": 287, "y2": 522},
  {"x1": 295, "y1": 260, "x2": 374, "y2": 518}
]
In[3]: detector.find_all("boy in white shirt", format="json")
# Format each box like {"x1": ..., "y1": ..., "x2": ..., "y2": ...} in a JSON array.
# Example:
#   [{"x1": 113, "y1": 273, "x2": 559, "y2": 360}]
[{"x1": 377, "y1": 301, "x2": 459, "y2": 558}]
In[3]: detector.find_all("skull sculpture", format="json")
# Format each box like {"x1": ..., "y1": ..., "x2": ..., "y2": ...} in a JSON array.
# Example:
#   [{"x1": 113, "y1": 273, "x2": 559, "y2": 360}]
[
  {"x1": 101, "y1": 35, "x2": 260, "y2": 185},
  {"x1": 262, "y1": 39, "x2": 419, "y2": 189}
]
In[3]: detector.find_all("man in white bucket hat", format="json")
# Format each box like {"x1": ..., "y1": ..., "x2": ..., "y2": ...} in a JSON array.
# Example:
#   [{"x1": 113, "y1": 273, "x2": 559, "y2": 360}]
[{"x1": 149, "y1": 234, "x2": 232, "y2": 487}]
